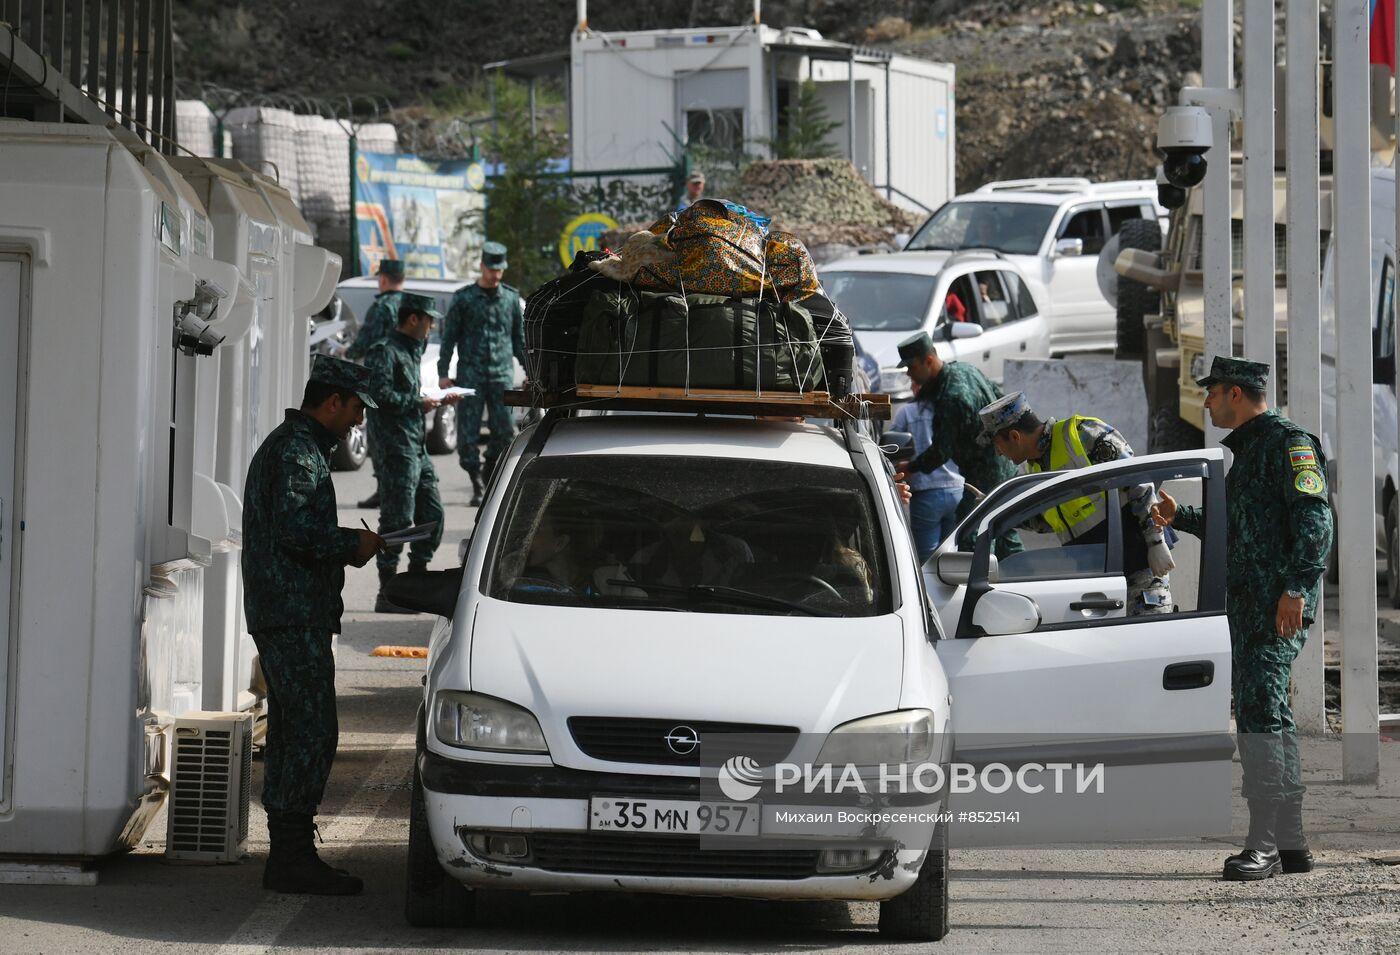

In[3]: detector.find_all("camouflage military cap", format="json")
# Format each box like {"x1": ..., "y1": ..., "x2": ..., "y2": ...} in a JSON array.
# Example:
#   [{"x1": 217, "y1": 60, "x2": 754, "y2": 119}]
[
  {"x1": 481, "y1": 241, "x2": 508, "y2": 269},
  {"x1": 398, "y1": 292, "x2": 442, "y2": 322},
  {"x1": 376, "y1": 258, "x2": 405, "y2": 278},
  {"x1": 978, "y1": 391, "x2": 1033, "y2": 444},
  {"x1": 309, "y1": 354, "x2": 378, "y2": 408},
  {"x1": 1196, "y1": 355, "x2": 1269, "y2": 391},
  {"x1": 896, "y1": 331, "x2": 935, "y2": 367}
]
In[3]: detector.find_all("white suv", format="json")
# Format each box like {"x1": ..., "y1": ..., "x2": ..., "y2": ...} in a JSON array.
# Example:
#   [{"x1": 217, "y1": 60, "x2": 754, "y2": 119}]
[
  {"x1": 822, "y1": 252, "x2": 1050, "y2": 399},
  {"x1": 393, "y1": 411, "x2": 1235, "y2": 940},
  {"x1": 903, "y1": 178, "x2": 1165, "y2": 354}
]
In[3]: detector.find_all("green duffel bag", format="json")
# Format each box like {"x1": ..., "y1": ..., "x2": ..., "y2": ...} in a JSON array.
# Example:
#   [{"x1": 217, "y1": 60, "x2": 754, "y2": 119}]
[{"x1": 576, "y1": 289, "x2": 825, "y2": 392}]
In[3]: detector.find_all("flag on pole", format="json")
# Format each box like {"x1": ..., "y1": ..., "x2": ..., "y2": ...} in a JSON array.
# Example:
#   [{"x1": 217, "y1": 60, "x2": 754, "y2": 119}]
[{"x1": 1372, "y1": 0, "x2": 1396, "y2": 72}]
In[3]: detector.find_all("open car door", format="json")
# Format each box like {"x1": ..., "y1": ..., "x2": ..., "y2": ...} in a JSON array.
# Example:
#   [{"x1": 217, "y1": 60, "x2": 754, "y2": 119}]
[{"x1": 928, "y1": 451, "x2": 1234, "y2": 846}]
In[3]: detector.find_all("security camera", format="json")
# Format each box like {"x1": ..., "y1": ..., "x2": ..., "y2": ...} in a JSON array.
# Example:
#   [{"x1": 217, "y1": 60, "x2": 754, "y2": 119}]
[
  {"x1": 1156, "y1": 166, "x2": 1187, "y2": 210},
  {"x1": 1157, "y1": 105, "x2": 1213, "y2": 189},
  {"x1": 174, "y1": 309, "x2": 226, "y2": 357}
]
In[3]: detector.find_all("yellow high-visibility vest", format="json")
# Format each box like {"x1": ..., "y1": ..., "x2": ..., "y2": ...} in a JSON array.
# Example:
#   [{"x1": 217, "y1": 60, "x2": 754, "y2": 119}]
[{"x1": 1026, "y1": 416, "x2": 1108, "y2": 542}]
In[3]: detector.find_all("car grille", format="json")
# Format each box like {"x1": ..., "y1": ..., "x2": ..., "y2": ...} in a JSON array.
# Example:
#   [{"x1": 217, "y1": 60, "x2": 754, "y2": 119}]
[
  {"x1": 529, "y1": 833, "x2": 820, "y2": 880},
  {"x1": 568, "y1": 717, "x2": 798, "y2": 766}
]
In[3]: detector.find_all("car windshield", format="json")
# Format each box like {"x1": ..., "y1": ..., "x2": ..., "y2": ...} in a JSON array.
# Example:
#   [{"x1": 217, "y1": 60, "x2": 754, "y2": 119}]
[
  {"x1": 823, "y1": 272, "x2": 938, "y2": 332},
  {"x1": 335, "y1": 285, "x2": 455, "y2": 343},
  {"x1": 906, "y1": 201, "x2": 1057, "y2": 255},
  {"x1": 487, "y1": 455, "x2": 891, "y2": 616}
]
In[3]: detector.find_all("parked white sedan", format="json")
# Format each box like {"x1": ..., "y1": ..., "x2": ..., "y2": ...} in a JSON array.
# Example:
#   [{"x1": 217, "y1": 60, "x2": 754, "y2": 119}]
[{"x1": 820, "y1": 251, "x2": 1051, "y2": 400}]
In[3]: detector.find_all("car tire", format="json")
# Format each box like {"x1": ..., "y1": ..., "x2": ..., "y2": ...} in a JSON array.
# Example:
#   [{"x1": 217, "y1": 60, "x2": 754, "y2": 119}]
[
  {"x1": 405, "y1": 763, "x2": 476, "y2": 928},
  {"x1": 878, "y1": 820, "x2": 949, "y2": 942},
  {"x1": 1149, "y1": 404, "x2": 1204, "y2": 454},
  {"x1": 331, "y1": 422, "x2": 368, "y2": 471},
  {"x1": 427, "y1": 403, "x2": 458, "y2": 455},
  {"x1": 1115, "y1": 218, "x2": 1162, "y2": 361},
  {"x1": 1386, "y1": 498, "x2": 1400, "y2": 609}
]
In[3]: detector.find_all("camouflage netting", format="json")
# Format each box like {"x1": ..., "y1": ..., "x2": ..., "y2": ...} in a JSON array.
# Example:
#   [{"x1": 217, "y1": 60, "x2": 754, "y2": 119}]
[{"x1": 602, "y1": 160, "x2": 922, "y2": 262}]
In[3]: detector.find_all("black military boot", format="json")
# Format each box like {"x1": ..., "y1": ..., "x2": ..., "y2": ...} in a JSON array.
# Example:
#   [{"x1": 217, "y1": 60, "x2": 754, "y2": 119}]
[
  {"x1": 1223, "y1": 800, "x2": 1282, "y2": 881},
  {"x1": 356, "y1": 489, "x2": 380, "y2": 509},
  {"x1": 408, "y1": 560, "x2": 429, "y2": 574},
  {"x1": 468, "y1": 471, "x2": 484, "y2": 507},
  {"x1": 262, "y1": 812, "x2": 362, "y2": 896},
  {"x1": 1276, "y1": 795, "x2": 1314, "y2": 873},
  {"x1": 375, "y1": 567, "x2": 416, "y2": 614}
]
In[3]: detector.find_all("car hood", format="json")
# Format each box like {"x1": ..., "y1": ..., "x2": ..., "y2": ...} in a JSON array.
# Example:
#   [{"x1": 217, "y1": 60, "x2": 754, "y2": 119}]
[{"x1": 465, "y1": 598, "x2": 905, "y2": 769}]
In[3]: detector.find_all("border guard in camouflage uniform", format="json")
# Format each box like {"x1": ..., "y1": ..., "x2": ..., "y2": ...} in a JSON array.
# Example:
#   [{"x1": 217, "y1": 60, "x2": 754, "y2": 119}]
[
  {"x1": 242, "y1": 355, "x2": 383, "y2": 895},
  {"x1": 1154, "y1": 357, "x2": 1334, "y2": 882},
  {"x1": 438, "y1": 241, "x2": 526, "y2": 506},
  {"x1": 365, "y1": 293, "x2": 457, "y2": 612},
  {"x1": 978, "y1": 391, "x2": 1177, "y2": 615},
  {"x1": 894, "y1": 331, "x2": 1022, "y2": 557},
  {"x1": 344, "y1": 258, "x2": 406, "y2": 509}
]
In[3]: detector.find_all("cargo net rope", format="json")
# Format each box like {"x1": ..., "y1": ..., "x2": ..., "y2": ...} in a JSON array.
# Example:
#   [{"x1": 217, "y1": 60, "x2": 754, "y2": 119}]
[{"x1": 523, "y1": 199, "x2": 862, "y2": 415}]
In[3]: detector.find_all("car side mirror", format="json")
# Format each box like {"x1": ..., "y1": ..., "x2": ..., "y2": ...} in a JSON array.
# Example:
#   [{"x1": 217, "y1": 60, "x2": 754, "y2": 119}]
[
  {"x1": 1054, "y1": 237, "x2": 1084, "y2": 258},
  {"x1": 935, "y1": 551, "x2": 1000, "y2": 585},
  {"x1": 880, "y1": 430, "x2": 915, "y2": 462},
  {"x1": 383, "y1": 566, "x2": 465, "y2": 618},
  {"x1": 949, "y1": 322, "x2": 984, "y2": 340},
  {"x1": 971, "y1": 589, "x2": 1041, "y2": 636}
]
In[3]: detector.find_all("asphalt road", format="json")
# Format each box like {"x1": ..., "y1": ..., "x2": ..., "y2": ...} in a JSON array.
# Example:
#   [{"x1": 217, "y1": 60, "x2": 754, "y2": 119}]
[{"x1": 0, "y1": 448, "x2": 1396, "y2": 954}]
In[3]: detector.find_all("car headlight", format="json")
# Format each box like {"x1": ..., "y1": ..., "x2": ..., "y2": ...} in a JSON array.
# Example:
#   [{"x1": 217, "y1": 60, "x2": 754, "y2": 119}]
[
  {"x1": 880, "y1": 366, "x2": 913, "y2": 396},
  {"x1": 815, "y1": 710, "x2": 935, "y2": 767},
  {"x1": 434, "y1": 691, "x2": 549, "y2": 753}
]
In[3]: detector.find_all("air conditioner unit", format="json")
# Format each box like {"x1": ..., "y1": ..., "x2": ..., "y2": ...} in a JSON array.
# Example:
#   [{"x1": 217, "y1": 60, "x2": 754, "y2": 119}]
[{"x1": 166, "y1": 711, "x2": 253, "y2": 863}]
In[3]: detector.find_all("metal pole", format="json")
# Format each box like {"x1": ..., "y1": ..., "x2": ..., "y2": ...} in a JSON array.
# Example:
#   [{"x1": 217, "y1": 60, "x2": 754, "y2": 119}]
[
  {"x1": 86, "y1": 0, "x2": 99, "y2": 102},
  {"x1": 846, "y1": 49, "x2": 855, "y2": 164},
  {"x1": 104, "y1": 0, "x2": 117, "y2": 117},
  {"x1": 348, "y1": 132, "x2": 359, "y2": 277},
  {"x1": 49, "y1": 0, "x2": 65, "y2": 83},
  {"x1": 769, "y1": 49, "x2": 779, "y2": 156},
  {"x1": 884, "y1": 58, "x2": 892, "y2": 200},
  {"x1": 1332, "y1": 0, "x2": 1380, "y2": 783},
  {"x1": 121, "y1": 0, "x2": 134, "y2": 128},
  {"x1": 1285, "y1": 0, "x2": 1325, "y2": 735},
  {"x1": 68, "y1": 0, "x2": 81, "y2": 87},
  {"x1": 1202, "y1": 1, "x2": 1234, "y2": 449},
  {"x1": 1242, "y1": 0, "x2": 1276, "y2": 400},
  {"x1": 135, "y1": 0, "x2": 150, "y2": 140},
  {"x1": 528, "y1": 75, "x2": 537, "y2": 137}
]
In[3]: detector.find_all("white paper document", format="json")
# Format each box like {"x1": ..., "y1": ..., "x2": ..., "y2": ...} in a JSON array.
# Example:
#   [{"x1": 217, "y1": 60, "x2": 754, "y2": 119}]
[
  {"x1": 422, "y1": 386, "x2": 475, "y2": 401},
  {"x1": 379, "y1": 521, "x2": 439, "y2": 546}
]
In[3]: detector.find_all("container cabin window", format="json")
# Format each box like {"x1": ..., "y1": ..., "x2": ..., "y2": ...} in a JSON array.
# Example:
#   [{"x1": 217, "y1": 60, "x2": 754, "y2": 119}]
[{"x1": 687, "y1": 109, "x2": 745, "y2": 154}]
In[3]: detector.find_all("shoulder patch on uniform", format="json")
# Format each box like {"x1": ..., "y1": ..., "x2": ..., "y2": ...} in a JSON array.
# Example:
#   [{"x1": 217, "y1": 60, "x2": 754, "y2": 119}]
[
  {"x1": 1288, "y1": 445, "x2": 1316, "y2": 470},
  {"x1": 1294, "y1": 469, "x2": 1324, "y2": 495}
]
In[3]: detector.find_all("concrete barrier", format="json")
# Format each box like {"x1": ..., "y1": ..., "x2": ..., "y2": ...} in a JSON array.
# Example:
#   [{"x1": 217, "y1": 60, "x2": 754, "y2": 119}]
[{"x1": 1002, "y1": 358, "x2": 1148, "y2": 454}]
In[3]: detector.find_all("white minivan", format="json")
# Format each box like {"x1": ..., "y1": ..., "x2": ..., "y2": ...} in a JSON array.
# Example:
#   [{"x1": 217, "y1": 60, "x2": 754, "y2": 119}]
[{"x1": 395, "y1": 412, "x2": 1234, "y2": 940}]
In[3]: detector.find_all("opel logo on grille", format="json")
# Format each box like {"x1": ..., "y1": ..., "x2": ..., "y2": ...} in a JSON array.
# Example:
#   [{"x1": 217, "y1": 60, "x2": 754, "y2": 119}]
[{"x1": 664, "y1": 725, "x2": 700, "y2": 756}]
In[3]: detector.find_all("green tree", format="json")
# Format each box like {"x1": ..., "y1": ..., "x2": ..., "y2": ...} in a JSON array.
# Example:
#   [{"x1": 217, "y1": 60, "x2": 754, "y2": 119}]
[
  {"x1": 771, "y1": 80, "x2": 841, "y2": 160},
  {"x1": 475, "y1": 79, "x2": 573, "y2": 295}
]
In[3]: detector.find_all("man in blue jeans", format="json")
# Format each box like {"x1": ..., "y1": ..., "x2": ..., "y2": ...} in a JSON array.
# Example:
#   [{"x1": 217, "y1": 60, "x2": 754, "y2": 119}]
[{"x1": 893, "y1": 393, "x2": 964, "y2": 563}]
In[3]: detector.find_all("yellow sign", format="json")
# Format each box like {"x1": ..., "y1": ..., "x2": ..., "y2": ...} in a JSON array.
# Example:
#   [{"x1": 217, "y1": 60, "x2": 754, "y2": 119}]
[
  {"x1": 559, "y1": 212, "x2": 619, "y2": 267},
  {"x1": 465, "y1": 162, "x2": 486, "y2": 192}
]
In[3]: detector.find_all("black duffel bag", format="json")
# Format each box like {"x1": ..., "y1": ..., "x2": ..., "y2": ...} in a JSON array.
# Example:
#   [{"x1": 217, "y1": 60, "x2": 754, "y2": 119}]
[
  {"x1": 523, "y1": 250, "x2": 619, "y2": 391},
  {"x1": 797, "y1": 292, "x2": 856, "y2": 398},
  {"x1": 575, "y1": 290, "x2": 824, "y2": 392}
]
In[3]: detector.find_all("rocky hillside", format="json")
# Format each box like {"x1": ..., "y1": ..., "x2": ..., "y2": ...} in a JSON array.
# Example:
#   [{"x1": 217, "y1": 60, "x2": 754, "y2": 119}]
[{"x1": 173, "y1": 0, "x2": 1203, "y2": 191}]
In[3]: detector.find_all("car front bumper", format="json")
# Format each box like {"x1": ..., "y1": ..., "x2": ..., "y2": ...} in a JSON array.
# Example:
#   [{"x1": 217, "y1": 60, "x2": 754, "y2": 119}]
[{"x1": 420, "y1": 750, "x2": 932, "y2": 901}]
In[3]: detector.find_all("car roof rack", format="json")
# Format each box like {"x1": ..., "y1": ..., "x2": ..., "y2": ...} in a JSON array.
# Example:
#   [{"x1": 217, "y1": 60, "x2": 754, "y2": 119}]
[
  {"x1": 974, "y1": 177, "x2": 1092, "y2": 193},
  {"x1": 505, "y1": 386, "x2": 892, "y2": 422}
]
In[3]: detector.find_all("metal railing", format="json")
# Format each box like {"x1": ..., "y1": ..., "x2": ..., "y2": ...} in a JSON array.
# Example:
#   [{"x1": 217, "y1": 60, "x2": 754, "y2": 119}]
[{"x1": 1, "y1": 0, "x2": 176, "y2": 151}]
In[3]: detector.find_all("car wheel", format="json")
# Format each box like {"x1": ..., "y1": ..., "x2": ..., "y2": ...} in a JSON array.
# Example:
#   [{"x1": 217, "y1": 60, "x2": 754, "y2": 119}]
[
  {"x1": 1148, "y1": 404, "x2": 1204, "y2": 454},
  {"x1": 1115, "y1": 218, "x2": 1162, "y2": 361},
  {"x1": 1387, "y1": 498, "x2": 1400, "y2": 609},
  {"x1": 331, "y1": 422, "x2": 368, "y2": 471},
  {"x1": 878, "y1": 820, "x2": 949, "y2": 941},
  {"x1": 405, "y1": 763, "x2": 476, "y2": 928},
  {"x1": 426, "y1": 403, "x2": 458, "y2": 455}
]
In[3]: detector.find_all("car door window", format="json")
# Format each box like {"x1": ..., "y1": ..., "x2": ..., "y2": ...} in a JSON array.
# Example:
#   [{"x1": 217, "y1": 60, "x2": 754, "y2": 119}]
[
  {"x1": 957, "y1": 458, "x2": 1224, "y2": 636},
  {"x1": 996, "y1": 271, "x2": 1038, "y2": 321},
  {"x1": 1107, "y1": 204, "x2": 1148, "y2": 234},
  {"x1": 1059, "y1": 205, "x2": 1108, "y2": 255},
  {"x1": 973, "y1": 271, "x2": 1013, "y2": 327},
  {"x1": 940, "y1": 274, "x2": 978, "y2": 325}
]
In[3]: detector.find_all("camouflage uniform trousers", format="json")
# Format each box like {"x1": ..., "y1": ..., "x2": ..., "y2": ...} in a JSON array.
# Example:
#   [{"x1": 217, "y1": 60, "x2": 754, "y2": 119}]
[
  {"x1": 1233, "y1": 626, "x2": 1305, "y2": 803},
  {"x1": 252, "y1": 628, "x2": 338, "y2": 815},
  {"x1": 365, "y1": 414, "x2": 382, "y2": 481},
  {"x1": 456, "y1": 381, "x2": 515, "y2": 480},
  {"x1": 377, "y1": 446, "x2": 445, "y2": 571}
]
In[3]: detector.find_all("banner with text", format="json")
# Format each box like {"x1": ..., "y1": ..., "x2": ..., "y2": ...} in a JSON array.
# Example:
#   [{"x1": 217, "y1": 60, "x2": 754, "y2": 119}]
[{"x1": 355, "y1": 150, "x2": 486, "y2": 279}]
